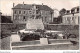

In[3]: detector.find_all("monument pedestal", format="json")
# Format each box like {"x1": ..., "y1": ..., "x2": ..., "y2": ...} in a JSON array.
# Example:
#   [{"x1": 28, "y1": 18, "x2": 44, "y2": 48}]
[
  {"x1": 40, "y1": 38, "x2": 49, "y2": 45},
  {"x1": 57, "y1": 34, "x2": 64, "y2": 39}
]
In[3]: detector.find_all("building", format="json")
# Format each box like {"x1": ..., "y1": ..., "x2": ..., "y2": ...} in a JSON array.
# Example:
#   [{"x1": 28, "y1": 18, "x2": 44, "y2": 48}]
[
  {"x1": 12, "y1": 3, "x2": 54, "y2": 24},
  {"x1": 62, "y1": 6, "x2": 79, "y2": 25}
]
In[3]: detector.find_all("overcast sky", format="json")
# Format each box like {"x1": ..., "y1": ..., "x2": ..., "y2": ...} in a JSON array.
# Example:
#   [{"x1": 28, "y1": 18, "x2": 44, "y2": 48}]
[{"x1": 0, "y1": 0, "x2": 79, "y2": 15}]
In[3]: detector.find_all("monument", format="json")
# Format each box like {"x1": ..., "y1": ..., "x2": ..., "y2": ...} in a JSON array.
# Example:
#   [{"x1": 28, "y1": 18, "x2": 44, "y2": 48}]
[
  {"x1": 18, "y1": 4, "x2": 63, "y2": 44},
  {"x1": 18, "y1": 3, "x2": 50, "y2": 43},
  {"x1": 25, "y1": 19, "x2": 44, "y2": 30},
  {"x1": 25, "y1": 18, "x2": 49, "y2": 44}
]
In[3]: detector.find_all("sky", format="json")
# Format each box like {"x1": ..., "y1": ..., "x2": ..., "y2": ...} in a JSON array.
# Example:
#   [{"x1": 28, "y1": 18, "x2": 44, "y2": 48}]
[{"x1": 0, "y1": 0, "x2": 79, "y2": 16}]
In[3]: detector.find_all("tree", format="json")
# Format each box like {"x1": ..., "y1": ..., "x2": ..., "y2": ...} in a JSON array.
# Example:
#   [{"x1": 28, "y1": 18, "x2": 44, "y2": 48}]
[
  {"x1": 59, "y1": 8, "x2": 66, "y2": 16},
  {"x1": 1, "y1": 16, "x2": 13, "y2": 23}
]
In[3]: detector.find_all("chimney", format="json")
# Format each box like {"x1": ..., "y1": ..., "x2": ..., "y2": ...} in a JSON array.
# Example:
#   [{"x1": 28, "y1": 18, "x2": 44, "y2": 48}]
[
  {"x1": 42, "y1": 3, "x2": 43, "y2": 6},
  {"x1": 13, "y1": 3, "x2": 15, "y2": 7}
]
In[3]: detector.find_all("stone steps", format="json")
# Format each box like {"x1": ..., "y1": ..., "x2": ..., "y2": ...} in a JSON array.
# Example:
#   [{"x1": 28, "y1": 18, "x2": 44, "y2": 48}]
[
  {"x1": 12, "y1": 42, "x2": 72, "y2": 50},
  {"x1": 12, "y1": 40, "x2": 40, "y2": 46},
  {"x1": 11, "y1": 39, "x2": 73, "y2": 50},
  {"x1": 49, "y1": 39, "x2": 71, "y2": 44},
  {"x1": 12, "y1": 39, "x2": 71, "y2": 46}
]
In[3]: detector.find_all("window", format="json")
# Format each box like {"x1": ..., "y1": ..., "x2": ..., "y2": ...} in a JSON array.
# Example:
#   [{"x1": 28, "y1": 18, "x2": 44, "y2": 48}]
[
  {"x1": 23, "y1": 11, "x2": 25, "y2": 14},
  {"x1": 23, "y1": 16, "x2": 25, "y2": 21},
  {"x1": 19, "y1": 16, "x2": 21, "y2": 20},
  {"x1": 29, "y1": 11, "x2": 32, "y2": 14},
  {"x1": 19, "y1": 11, "x2": 21, "y2": 14},
  {"x1": 14, "y1": 10, "x2": 16, "y2": 14},
  {"x1": 26, "y1": 11, "x2": 28, "y2": 15},
  {"x1": 14, "y1": 16, "x2": 16, "y2": 20},
  {"x1": 67, "y1": 17, "x2": 71, "y2": 24},
  {"x1": 36, "y1": 10, "x2": 39, "y2": 14},
  {"x1": 14, "y1": 16, "x2": 18, "y2": 20},
  {"x1": 72, "y1": 17, "x2": 74, "y2": 20},
  {"x1": 36, "y1": 6, "x2": 39, "y2": 9},
  {"x1": 71, "y1": 17, "x2": 72, "y2": 20},
  {"x1": 66, "y1": 17, "x2": 67, "y2": 21}
]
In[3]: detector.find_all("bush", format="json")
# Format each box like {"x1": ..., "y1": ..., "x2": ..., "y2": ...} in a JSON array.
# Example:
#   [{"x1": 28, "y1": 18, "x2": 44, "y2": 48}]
[
  {"x1": 68, "y1": 34, "x2": 77, "y2": 38},
  {"x1": 21, "y1": 33, "x2": 41, "y2": 41}
]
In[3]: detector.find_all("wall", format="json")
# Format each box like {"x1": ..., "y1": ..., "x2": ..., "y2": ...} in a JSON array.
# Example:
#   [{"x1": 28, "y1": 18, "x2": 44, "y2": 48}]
[
  {"x1": 45, "y1": 24, "x2": 79, "y2": 30},
  {"x1": 1, "y1": 23, "x2": 78, "y2": 36},
  {"x1": 1, "y1": 23, "x2": 12, "y2": 50},
  {"x1": 74, "y1": 13, "x2": 79, "y2": 24},
  {"x1": 62, "y1": 13, "x2": 79, "y2": 25},
  {"x1": 1, "y1": 23, "x2": 26, "y2": 50},
  {"x1": 44, "y1": 24, "x2": 79, "y2": 36},
  {"x1": 1, "y1": 36, "x2": 11, "y2": 50},
  {"x1": 11, "y1": 23, "x2": 79, "y2": 37},
  {"x1": 13, "y1": 8, "x2": 53, "y2": 24},
  {"x1": 13, "y1": 9, "x2": 30, "y2": 24},
  {"x1": 1, "y1": 23, "x2": 12, "y2": 38},
  {"x1": 41, "y1": 10, "x2": 52, "y2": 23},
  {"x1": 62, "y1": 14, "x2": 73, "y2": 24},
  {"x1": 12, "y1": 24, "x2": 26, "y2": 31}
]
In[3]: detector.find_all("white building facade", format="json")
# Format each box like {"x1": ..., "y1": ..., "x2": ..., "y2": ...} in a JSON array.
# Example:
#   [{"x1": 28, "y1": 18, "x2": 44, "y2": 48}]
[{"x1": 62, "y1": 6, "x2": 79, "y2": 25}]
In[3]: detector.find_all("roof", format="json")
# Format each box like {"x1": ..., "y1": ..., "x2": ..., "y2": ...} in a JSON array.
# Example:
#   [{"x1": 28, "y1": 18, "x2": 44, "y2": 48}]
[
  {"x1": 63, "y1": 6, "x2": 79, "y2": 16},
  {"x1": 36, "y1": 5, "x2": 53, "y2": 11},
  {"x1": 12, "y1": 4, "x2": 53, "y2": 11},
  {"x1": 71, "y1": 6, "x2": 79, "y2": 10}
]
